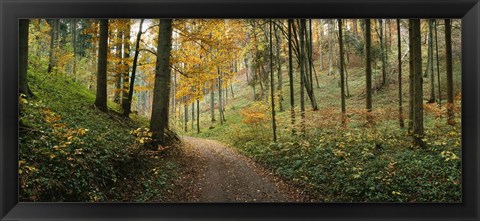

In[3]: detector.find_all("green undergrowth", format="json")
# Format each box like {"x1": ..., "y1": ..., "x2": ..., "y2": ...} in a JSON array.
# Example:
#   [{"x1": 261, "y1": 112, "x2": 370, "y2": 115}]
[
  {"x1": 19, "y1": 70, "x2": 178, "y2": 202},
  {"x1": 228, "y1": 119, "x2": 461, "y2": 202},
  {"x1": 188, "y1": 60, "x2": 462, "y2": 202}
]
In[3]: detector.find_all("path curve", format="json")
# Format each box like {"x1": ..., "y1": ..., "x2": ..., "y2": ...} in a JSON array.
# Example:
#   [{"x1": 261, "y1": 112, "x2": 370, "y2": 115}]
[{"x1": 171, "y1": 136, "x2": 307, "y2": 202}]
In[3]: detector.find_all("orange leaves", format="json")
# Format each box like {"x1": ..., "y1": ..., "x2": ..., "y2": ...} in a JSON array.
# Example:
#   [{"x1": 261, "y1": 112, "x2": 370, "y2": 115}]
[
  {"x1": 241, "y1": 102, "x2": 269, "y2": 126},
  {"x1": 424, "y1": 103, "x2": 444, "y2": 118},
  {"x1": 170, "y1": 19, "x2": 247, "y2": 105},
  {"x1": 43, "y1": 109, "x2": 64, "y2": 128}
]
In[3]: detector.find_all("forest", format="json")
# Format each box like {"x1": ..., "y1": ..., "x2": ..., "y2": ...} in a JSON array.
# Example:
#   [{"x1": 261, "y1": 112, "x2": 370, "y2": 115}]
[{"x1": 19, "y1": 18, "x2": 461, "y2": 202}]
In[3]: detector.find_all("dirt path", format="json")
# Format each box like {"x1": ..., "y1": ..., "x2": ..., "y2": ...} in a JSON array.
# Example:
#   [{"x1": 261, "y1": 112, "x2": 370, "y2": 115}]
[{"x1": 169, "y1": 136, "x2": 307, "y2": 202}]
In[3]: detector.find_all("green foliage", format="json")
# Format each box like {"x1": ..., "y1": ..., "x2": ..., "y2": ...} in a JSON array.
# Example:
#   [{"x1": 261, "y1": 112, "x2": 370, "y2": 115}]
[
  {"x1": 229, "y1": 123, "x2": 461, "y2": 202},
  {"x1": 19, "y1": 70, "x2": 177, "y2": 202}
]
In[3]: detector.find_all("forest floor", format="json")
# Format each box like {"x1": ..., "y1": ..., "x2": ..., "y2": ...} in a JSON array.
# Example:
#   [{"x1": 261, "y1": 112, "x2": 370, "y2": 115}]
[{"x1": 164, "y1": 136, "x2": 309, "y2": 202}]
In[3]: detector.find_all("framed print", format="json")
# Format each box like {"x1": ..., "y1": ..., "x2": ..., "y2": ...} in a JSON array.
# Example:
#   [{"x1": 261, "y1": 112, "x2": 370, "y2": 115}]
[{"x1": 1, "y1": 0, "x2": 479, "y2": 220}]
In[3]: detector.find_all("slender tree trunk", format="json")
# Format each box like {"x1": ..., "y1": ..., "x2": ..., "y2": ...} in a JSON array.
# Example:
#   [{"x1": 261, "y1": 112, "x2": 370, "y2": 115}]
[
  {"x1": 445, "y1": 19, "x2": 455, "y2": 125},
  {"x1": 379, "y1": 19, "x2": 387, "y2": 86},
  {"x1": 191, "y1": 102, "x2": 195, "y2": 130},
  {"x1": 252, "y1": 58, "x2": 257, "y2": 100},
  {"x1": 344, "y1": 49, "x2": 350, "y2": 97},
  {"x1": 184, "y1": 104, "x2": 188, "y2": 132},
  {"x1": 172, "y1": 72, "x2": 177, "y2": 120},
  {"x1": 434, "y1": 20, "x2": 442, "y2": 105},
  {"x1": 427, "y1": 19, "x2": 436, "y2": 103},
  {"x1": 210, "y1": 81, "x2": 216, "y2": 123},
  {"x1": 288, "y1": 19, "x2": 296, "y2": 134},
  {"x1": 385, "y1": 19, "x2": 389, "y2": 77},
  {"x1": 338, "y1": 19, "x2": 347, "y2": 125},
  {"x1": 408, "y1": 20, "x2": 414, "y2": 131},
  {"x1": 411, "y1": 19, "x2": 424, "y2": 147},
  {"x1": 114, "y1": 28, "x2": 122, "y2": 104},
  {"x1": 387, "y1": 19, "x2": 392, "y2": 52},
  {"x1": 308, "y1": 20, "x2": 314, "y2": 90},
  {"x1": 71, "y1": 19, "x2": 77, "y2": 79},
  {"x1": 365, "y1": 19, "x2": 373, "y2": 124},
  {"x1": 397, "y1": 19, "x2": 405, "y2": 128},
  {"x1": 123, "y1": 19, "x2": 144, "y2": 117},
  {"x1": 88, "y1": 20, "x2": 98, "y2": 90},
  {"x1": 95, "y1": 19, "x2": 108, "y2": 112},
  {"x1": 263, "y1": 24, "x2": 270, "y2": 103},
  {"x1": 299, "y1": 19, "x2": 306, "y2": 135},
  {"x1": 333, "y1": 20, "x2": 339, "y2": 71},
  {"x1": 218, "y1": 69, "x2": 224, "y2": 125},
  {"x1": 150, "y1": 19, "x2": 173, "y2": 146},
  {"x1": 328, "y1": 20, "x2": 333, "y2": 75},
  {"x1": 48, "y1": 19, "x2": 59, "y2": 74},
  {"x1": 424, "y1": 21, "x2": 432, "y2": 78},
  {"x1": 19, "y1": 19, "x2": 32, "y2": 97},
  {"x1": 275, "y1": 21, "x2": 284, "y2": 112},
  {"x1": 303, "y1": 20, "x2": 319, "y2": 111},
  {"x1": 269, "y1": 20, "x2": 278, "y2": 142},
  {"x1": 319, "y1": 20, "x2": 324, "y2": 71},
  {"x1": 197, "y1": 99, "x2": 200, "y2": 134},
  {"x1": 121, "y1": 21, "x2": 130, "y2": 114}
]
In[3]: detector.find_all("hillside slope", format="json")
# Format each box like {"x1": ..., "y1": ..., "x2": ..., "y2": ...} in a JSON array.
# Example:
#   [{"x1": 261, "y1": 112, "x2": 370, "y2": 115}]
[{"x1": 19, "y1": 70, "x2": 177, "y2": 202}]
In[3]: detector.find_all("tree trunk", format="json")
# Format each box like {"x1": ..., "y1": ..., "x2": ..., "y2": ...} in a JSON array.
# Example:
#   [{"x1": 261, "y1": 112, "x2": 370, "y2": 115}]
[
  {"x1": 288, "y1": 19, "x2": 296, "y2": 134},
  {"x1": 114, "y1": 28, "x2": 122, "y2": 104},
  {"x1": 197, "y1": 99, "x2": 200, "y2": 134},
  {"x1": 71, "y1": 19, "x2": 77, "y2": 79},
  {"x1": 210, "y1": 81, "x2": 216, "y2": 122},
  {"x1": 333, "y1": 20, "x2": 339, "y2": 71},
  {"x1": 263, "y1": 24, "x2": 270, "y2": 103},
  {"x1": 319, "y1": 20, "x2": 324, "y2": 71},
  {"x1": 427, "y1": 19, "x2": 436, "y2": 103},
  {"x1": 328, "y1": 20, "x2": 333, "y2": 75},
  {"x1": 184, "y1": 104, "x2": 188, "y2": 132},
  {"x1": 445, "y1": 19, "x2": 455, "y2": 125},
  {"x1": 275, "y1": 21, "x2": 284, "y2": 112},
  {"x1": 123, "y1": 19, "x2": 144, "y2": 117},
  {"x1": 434, "y1": 20, "x2": 442, "y2": 105},
  {"x1": 411, "y1": 19, "x2": 424, "y2": 147},
  {"x1": 171, "y1": 72, "x2": 177, "y2": 120},
  {"x1": 338, "y1": 19, "x2": 346, "y2": 125},
  {"x1": 218, "y1": 69, "x2": 224, "y2": 125},
  {"x1": 121, "y1": 20, "x2": 131, "y2": 116},
  {"x1": 191, "y1": 102, "x2": 195, "y2": 130},
  {"x1": 408, "y1": 20, "x2": 414, "y2": 131},
  {"x1": 299, "y1": 20, "x2": 318, "y2": 111},
  {"x1": 95, "y1": 19, "x2": 108, "y2": 112},
  {"x1": 47, "y1": 19, "x2": 59, "y2": 74},
  {"x1": 150, "y1": 19, "x2": 173, "y2": 146},
  {"x1": 397, "y1": 19, "x2": 405, "y2": 128},
  {"x1": 365, "y1": 19, "x2": 373, "y2": 124},
  {"x1": 269, "y1": 20, "x2": 278, "y2": 142},
  {"x1": 308, "y1": 20, "x2": 314, "y2": 91},
  {"x1": 299, "y1": 19, "x2": 307, "y2": 135},
  {"x1": 19, "y1": 19, "x2": 32, "y2": 97},
  {"x1": 378, "y1": 19, "x2": 387, "y2": 86},
  {"x1": 384, "y1": 19, "x2": 389, "y2": 78},
  {"x1": 434, "y1": 20, "x2": 442, "y2": 106}
]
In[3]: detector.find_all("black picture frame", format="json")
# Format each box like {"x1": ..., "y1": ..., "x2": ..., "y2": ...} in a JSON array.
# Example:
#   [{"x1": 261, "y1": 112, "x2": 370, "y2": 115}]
[{"x1": 1, "y1": 0, "x2": 479, "y2": 220}]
